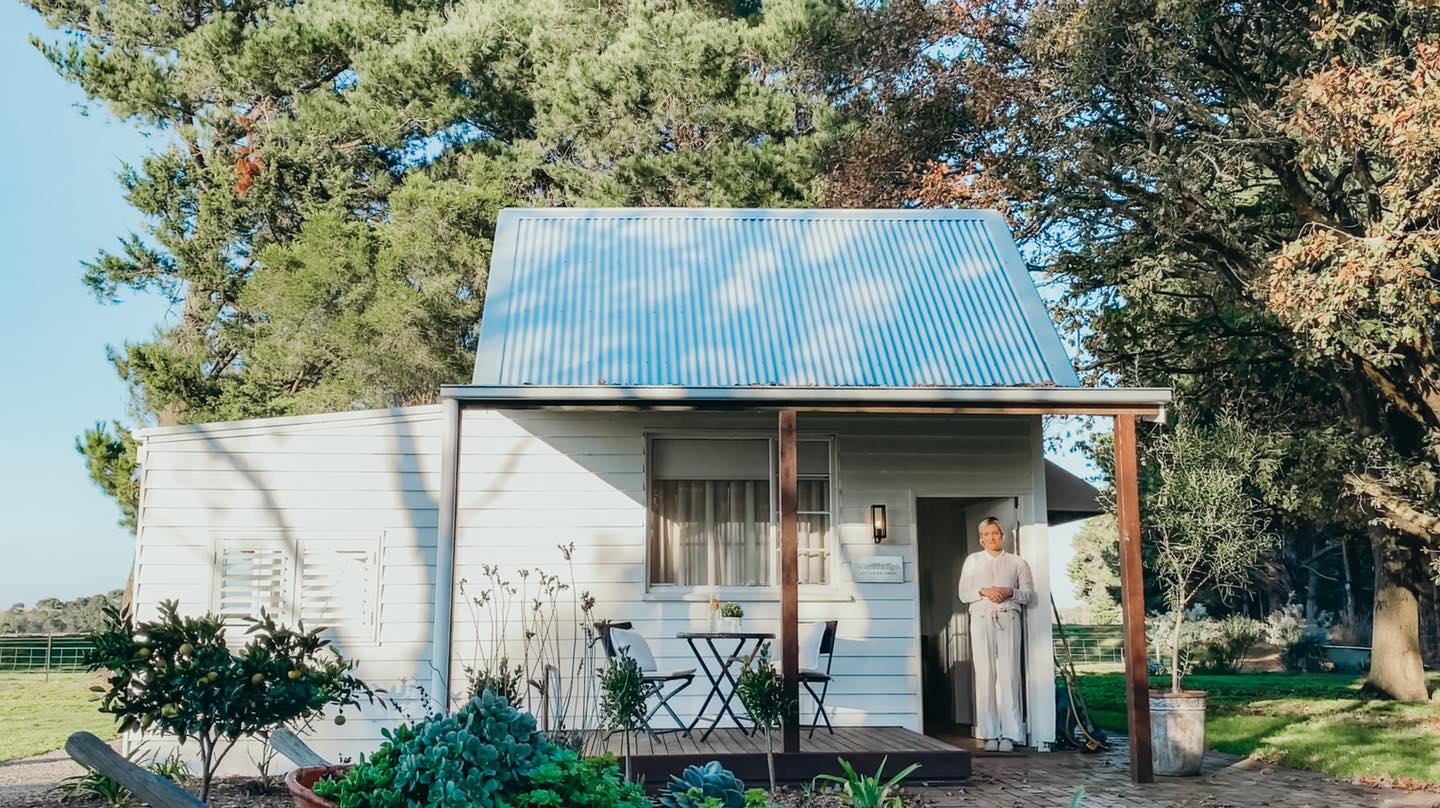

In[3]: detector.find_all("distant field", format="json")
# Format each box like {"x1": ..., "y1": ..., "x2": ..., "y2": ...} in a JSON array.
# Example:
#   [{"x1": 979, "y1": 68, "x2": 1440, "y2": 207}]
[{"x1": 0, "y1": 673, "x2": 118, "y2": 762}]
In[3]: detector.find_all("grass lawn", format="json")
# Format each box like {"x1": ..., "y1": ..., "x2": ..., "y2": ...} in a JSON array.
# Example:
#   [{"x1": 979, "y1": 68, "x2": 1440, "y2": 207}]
[
  {"x1": 1078, "y1": 672, "x2": 1440, "y2": 787},
  {"x1": 0, "y1": 672, "x2": 118, "y2": 762}
]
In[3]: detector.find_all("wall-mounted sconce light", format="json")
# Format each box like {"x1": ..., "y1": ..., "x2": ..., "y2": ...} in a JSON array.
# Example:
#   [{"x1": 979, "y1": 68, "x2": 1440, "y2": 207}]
[{"x1": 870, "y1": 504, "x2": 887, "y2": 543}]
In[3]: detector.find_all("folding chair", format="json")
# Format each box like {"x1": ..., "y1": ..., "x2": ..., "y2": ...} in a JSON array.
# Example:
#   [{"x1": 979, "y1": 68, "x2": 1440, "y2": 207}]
[
  {"x1": 596, "y1": 621, "x2": 695, "y2": 736},
  {"x1": 799, "y1": 620, "x2": 837, "y2": 737}
]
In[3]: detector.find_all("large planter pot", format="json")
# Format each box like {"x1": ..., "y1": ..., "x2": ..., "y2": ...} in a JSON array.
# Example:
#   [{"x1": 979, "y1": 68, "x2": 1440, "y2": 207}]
[
  {"x1": 285, "y1": 765, "x2": 347, "y2": 808},
  {"x1": 1149, "y1": 689, "x2": 1207, "y2": 776}
]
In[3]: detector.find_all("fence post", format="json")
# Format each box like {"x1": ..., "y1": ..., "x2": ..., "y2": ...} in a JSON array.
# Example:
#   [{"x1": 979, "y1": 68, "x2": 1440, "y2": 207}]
[{"x1": 45, "y1": 634, "x2": 54, "y2": 681}]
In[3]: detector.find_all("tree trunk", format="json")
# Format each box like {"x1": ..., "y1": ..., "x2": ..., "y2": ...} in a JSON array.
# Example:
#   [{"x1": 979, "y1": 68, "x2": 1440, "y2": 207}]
[
  {"x1": 1365, "y1": 524, "x2": 1429, "y2": 701},
  {"x1": 1171, "y1": 610, "x2": 1184, "y2": 695}
]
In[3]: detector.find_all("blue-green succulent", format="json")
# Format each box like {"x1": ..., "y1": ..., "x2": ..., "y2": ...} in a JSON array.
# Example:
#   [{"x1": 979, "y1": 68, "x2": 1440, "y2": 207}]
[{"x1": 659, "y1": 761, "x2": 747, "y2": 808}]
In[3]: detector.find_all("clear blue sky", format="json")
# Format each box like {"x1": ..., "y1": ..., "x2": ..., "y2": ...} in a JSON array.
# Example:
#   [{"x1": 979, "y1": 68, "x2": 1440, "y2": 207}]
[
  {"x1": 0, "y1": 5, "x2": 173, "y2": 607},
  {"x1": 0, "y1": 4, "x2": 1094, "y2": 610}
]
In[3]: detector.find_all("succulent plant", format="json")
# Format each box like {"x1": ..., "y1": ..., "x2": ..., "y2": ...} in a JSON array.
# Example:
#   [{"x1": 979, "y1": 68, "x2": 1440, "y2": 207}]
[{"x1": 659, "y1": 761, "x2": 746, "y2": 808}]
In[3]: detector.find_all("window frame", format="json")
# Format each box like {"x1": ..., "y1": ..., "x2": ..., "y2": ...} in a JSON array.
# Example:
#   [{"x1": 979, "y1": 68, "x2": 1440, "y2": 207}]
[{"x1": 644, "y1": 431, "x2": 836, "y2": 594}]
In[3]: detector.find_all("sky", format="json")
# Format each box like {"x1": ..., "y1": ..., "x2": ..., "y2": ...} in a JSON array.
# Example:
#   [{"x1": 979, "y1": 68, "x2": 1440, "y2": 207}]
[
  {"x1": 0, "y1": 6, "x2": 1093, "y2": 610},
  {"x1": 0, "y1": 6, "x2": 173, "y2": 607}
]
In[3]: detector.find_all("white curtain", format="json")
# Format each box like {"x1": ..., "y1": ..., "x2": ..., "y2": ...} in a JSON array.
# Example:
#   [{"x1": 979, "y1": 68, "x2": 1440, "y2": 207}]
[{"x1": 653, "y1": 479, "x2": 769, "y2": 586}]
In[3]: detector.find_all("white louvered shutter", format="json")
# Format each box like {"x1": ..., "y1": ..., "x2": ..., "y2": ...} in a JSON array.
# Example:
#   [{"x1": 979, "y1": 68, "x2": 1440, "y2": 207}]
[
  {"x1": 214, "y1": 540, "x2": 294, "y2": 637},
  {"x1": 297, "y1": 541, "x2": 378, "y2": 644}
]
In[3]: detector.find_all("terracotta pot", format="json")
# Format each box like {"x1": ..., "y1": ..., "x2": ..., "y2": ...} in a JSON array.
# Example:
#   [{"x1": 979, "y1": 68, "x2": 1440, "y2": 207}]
[
  {"x1": 1149, "y1": 689, "x2": 1207, "y2": 776},
  {"x1": 285, "y1": 765, "x2": 347, "y2": 808}
]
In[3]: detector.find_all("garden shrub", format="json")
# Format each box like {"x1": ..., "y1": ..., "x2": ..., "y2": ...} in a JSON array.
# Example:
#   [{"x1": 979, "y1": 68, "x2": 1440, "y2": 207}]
[
  {"x1": 1146, "y1": 607, "x2": 1262, "y2": 675},
  {"x1": 84, "y1": 600, "x2": 377, "y2": 802},
  {"x1": 313, "y1": 692, "x2": 645, "y2": 808},
  {"x1": 1263, "y1": 606, "x2": 1332, "y2": 673}
]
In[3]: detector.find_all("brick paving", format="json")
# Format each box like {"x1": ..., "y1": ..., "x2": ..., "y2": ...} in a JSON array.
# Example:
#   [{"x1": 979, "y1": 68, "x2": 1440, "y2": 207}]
[{"x1": 911, "y1": 739, "x2": 1440, "y2": 808}]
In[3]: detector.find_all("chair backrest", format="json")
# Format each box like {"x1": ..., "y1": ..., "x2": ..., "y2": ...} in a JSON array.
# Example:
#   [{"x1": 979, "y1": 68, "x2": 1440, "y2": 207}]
[
  {"x1": 594, "y1": 621, "x2": 634, "y2": 659},
  {"x1": 799, "y1": 620, "x2": 838, "y2": 671},
  {"x1": 603, "y1": 624, "x2": 658, "y2": 672}
]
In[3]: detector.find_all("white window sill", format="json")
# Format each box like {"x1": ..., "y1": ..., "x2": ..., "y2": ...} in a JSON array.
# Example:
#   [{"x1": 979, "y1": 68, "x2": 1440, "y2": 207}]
[{"x1": 641, "y1": 587, "x2": 855, "y2": 603}]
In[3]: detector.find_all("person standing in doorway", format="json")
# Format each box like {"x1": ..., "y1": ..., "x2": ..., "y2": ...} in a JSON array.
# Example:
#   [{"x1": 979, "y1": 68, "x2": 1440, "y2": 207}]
[{"x1": 958, "y1": 515, "x2": 1035, "y2": 752}]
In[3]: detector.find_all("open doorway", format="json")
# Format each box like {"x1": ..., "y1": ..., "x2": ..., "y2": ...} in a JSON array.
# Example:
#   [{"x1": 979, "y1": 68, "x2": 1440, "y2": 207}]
[{"x1": 916, "y1": 496, "x2": 1020, "y2": 738}]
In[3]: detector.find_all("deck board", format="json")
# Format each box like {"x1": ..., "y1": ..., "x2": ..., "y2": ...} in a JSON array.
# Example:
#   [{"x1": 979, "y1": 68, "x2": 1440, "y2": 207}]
[{"x1": 594, "y1": 726, "x2": 971, "y2": 785}]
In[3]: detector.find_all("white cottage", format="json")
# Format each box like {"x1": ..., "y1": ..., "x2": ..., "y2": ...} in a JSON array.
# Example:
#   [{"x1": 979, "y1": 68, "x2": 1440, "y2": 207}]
[{"x1": 129, "y1": 208, "x2": 1169, "y2": 773}]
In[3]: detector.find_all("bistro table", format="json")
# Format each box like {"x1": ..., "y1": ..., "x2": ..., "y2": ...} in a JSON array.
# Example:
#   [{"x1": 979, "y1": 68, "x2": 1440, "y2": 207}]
[{"x1": 677, "y1": 630, "x2": 775, "y2": 741}]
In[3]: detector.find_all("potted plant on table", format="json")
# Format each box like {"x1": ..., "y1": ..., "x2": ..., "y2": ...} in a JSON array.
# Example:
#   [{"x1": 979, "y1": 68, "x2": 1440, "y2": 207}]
[
  {"x1": 1140, "y1": 412, "x2": 1275, "y2": 775},
  {"x1": 719, "y1": 602, "x2": 744, "y2": 633}
]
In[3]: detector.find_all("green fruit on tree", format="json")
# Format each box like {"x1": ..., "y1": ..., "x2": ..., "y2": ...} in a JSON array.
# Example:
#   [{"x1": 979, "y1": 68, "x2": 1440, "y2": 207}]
[
  {"x1": 251, "y1": 673, "x2": 265, "y2": 685},
  {"x1": 160, "y1": 704, "x2": 178, "y2": 718},
  {"x1": 333, "y1": 714, "x2": 346, "y2": 726},
  {"x1": 137, "y1": 648, "x2": 151, "y2": 659},
  {"x1": 288, "y1": 669, "x2": 302, "y2": 680},
  {"x1": 178, "y1": 643, "x2": 194, "y2": 657},
  {"x1": 141, "y1": 714, "x2": 155, "y2": 728}
]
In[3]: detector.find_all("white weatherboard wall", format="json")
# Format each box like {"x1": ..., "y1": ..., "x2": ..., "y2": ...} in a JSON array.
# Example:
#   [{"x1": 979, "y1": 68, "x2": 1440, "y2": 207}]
[
  {"x1": 446, "y1": 410, "x2": 1053, "y2": 738},
  {"x1": 129, "y1": 405, "x2": 1055, "y2": 773},
  {"x1": 131, "y1": 406, "x2": 445, "y2": 770}
]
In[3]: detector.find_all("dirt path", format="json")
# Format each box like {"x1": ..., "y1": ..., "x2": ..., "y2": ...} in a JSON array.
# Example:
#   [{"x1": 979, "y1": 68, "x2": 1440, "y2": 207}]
[{"x1": 0, "y1": 748, "x2": 85, "y2": 807}]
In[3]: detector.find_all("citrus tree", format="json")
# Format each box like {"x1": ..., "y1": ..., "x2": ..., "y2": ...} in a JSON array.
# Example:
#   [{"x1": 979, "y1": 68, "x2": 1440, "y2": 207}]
[{"x1": 85, "y1": 600, "x2": 380, "y2": 801}]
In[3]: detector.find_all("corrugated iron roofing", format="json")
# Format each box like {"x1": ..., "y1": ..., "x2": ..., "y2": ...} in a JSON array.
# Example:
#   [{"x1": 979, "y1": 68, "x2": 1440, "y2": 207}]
[{"x1": 473, "y1": 208, "x2": 1080, "y2": 388}]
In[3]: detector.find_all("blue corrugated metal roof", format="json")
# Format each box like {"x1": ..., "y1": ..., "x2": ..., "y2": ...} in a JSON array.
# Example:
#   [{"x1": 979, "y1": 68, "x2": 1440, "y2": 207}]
[{"x1": 473, "y1": 208, "x2": 1080, "y2": 388}]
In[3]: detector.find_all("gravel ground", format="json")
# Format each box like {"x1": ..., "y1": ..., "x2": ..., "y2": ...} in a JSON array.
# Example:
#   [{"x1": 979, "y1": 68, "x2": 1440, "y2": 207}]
[{"x1": 0, "y1": 745, "x2": 291, "y2": 808}]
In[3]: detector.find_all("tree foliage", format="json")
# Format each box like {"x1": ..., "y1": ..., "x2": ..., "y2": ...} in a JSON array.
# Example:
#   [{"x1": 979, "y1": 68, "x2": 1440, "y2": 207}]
[
  {"x1": 1, "y1": 590, "x2": 124, "y2": 635},
  {"x1": 85, "y1": 600, "x2": 380, "y2": 801},
  {"x1": 828, "y1": 0, "x2": 1440, "y2": 701},
  {"x1": 1067, "y1": 516, "x2": 1122, "y2": 625},
  {"x1": 24, "y1": 0, "x2": 944, "y2": 520}
]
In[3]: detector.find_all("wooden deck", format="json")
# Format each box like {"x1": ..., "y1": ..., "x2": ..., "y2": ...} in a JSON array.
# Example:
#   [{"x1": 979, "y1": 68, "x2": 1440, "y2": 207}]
[{"x1": 599, "y1": 726, "x2": 971, "y2": 785}]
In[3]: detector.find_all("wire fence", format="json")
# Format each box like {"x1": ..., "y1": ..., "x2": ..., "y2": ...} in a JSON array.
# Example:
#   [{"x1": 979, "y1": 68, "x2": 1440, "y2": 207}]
[
  {"x1": 1053, "y1": 624, "x2": 1126, "y2": 667},
  {"x1": 0, "y1": 634, "x2": 92, "y2": 672}
]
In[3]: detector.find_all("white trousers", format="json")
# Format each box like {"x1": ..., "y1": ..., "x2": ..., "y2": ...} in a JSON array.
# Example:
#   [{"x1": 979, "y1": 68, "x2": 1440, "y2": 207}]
[{"x1": 970, "y1": 608, "x2": 1024, "y2": 742}]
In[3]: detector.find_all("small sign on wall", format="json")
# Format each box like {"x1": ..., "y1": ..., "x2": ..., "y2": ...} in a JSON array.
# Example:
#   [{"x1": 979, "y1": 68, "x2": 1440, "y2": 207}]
[{"x1": 851, "y1": 555, "x2": 905, "y2": 583}]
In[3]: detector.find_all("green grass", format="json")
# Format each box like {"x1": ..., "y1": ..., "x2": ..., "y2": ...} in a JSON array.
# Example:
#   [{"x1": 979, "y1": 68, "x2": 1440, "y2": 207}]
[
  {"x1": 1078, "y1": 672, "x2": 1440, "y2": 786},
  {"x1": 0, "y1": 672, "x2": 119, "y2": 762}
]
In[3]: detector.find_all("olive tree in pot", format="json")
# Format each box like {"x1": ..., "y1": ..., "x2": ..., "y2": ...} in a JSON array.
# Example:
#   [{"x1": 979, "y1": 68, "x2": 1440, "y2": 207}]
[{"x1": 1141, "y1": 412, "x2": 1275, "y2": 776}]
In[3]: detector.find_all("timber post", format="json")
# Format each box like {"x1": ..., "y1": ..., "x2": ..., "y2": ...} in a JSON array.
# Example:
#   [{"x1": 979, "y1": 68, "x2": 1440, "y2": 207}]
[
  {"x1": 1114, "y1": 414, "x2": 1153, "y2": 783},
  {"x1": 778, "y1": 408, "x2": 800, "y2": 753}
]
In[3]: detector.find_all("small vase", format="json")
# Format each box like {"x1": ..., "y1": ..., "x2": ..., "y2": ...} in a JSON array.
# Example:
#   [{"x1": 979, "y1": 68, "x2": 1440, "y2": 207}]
[{"x1": 719, "y1": 616, "x2": 742, "y2": 633}]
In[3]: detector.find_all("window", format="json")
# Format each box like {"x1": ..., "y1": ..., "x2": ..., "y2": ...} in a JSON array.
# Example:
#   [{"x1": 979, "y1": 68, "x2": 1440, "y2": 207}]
[
  {"x1": 212, "y1": 534, "x2": 380, "y2": 644},
  {"x1": 647, "y1": 436, "x2": 833, "y2": 587}
]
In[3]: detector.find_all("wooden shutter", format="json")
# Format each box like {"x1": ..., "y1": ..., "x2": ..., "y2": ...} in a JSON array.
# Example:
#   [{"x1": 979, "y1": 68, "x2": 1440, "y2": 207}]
[
  {"x1": 297, "y1": 540, "x2": 379, "y2": 644},
  {"x1": 214, "y1": 539, "x2": 294, "y2": 636}
]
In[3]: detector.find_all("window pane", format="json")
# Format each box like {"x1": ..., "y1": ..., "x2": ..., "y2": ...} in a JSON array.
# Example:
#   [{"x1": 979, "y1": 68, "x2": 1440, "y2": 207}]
[
  {"x1": 797, "y1": 478, "x2": 830, "y2": 584},
  {"x1": 653, "y1": 438, "x2": 769, "y2": 480},
  {"x1": 651, "y1": 479, "x2": 770, "y2": 586}
]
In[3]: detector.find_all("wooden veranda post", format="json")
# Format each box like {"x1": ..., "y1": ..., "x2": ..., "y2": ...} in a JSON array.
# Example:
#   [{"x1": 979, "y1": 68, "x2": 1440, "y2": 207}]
[
  {"x1": 1114, "y1": 414, "x2": 1153, "y2": 783},
  {"x1": 778, "y1": 408, "x2": 800, "y2": 753}
]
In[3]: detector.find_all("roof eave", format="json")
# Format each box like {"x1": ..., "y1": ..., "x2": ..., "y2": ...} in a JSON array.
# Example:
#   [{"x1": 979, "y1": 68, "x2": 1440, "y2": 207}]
[{"x1": 438, "y1": 384, "x2": 1172, "y2": 420}]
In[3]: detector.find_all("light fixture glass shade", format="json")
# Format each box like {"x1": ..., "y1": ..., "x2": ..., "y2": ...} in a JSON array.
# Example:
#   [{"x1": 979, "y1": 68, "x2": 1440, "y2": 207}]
[{"x1": 871, "y1": 504, "x2": 887, "y2": 542}]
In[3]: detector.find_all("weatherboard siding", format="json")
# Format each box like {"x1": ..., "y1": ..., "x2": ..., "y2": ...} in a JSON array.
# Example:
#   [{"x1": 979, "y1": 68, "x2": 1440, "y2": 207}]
[
  {"x1": 446, "y1": 409, "x2": 1042, "y2": 733},
  {"x1": 130, "y1": 406, "x2": 446, "y2": 770},
  {"x1": 130, "y1": 406, "x2": 1048, "y2": 770}
]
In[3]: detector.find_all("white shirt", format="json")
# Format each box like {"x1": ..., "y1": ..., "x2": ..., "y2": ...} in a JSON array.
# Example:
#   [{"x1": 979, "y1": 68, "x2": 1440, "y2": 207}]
[{"x1": 958, "y1": 550, "x2": 1036, "y2": 615}]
